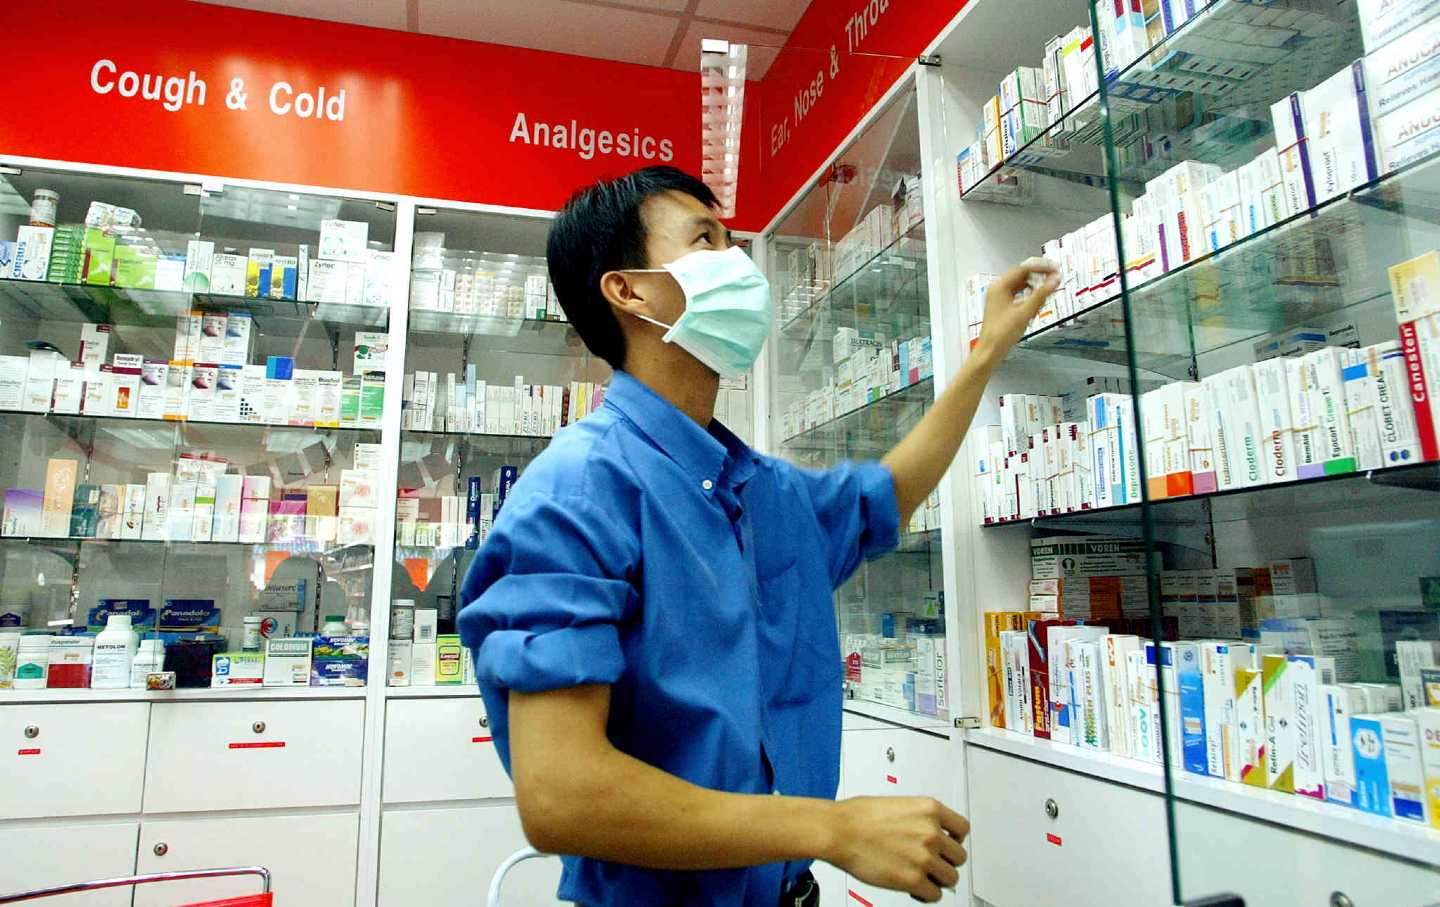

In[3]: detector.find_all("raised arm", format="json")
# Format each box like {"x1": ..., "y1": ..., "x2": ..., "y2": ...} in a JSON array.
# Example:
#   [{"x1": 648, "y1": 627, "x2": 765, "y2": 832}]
[
  {"x1": 883, "y1": 260, "x2": 1060, "y2": 524},
  {"x1": 509, "y1": 682, "x2": 971, "y2": 902}
]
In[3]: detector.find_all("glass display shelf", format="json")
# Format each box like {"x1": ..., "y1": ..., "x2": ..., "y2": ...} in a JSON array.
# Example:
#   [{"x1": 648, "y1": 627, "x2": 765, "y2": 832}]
[
  {"x1": 2, "y1": 686, "x2": 369, "y2": 704},
  {"x1": 0, "y1": 277, "x2": 390, "y2": 331},
  {"x1": 0, "y1": 166, "x2": 396, "y2": 696},
  {"x1": 962, "y1": 0, "x2": 1362, "y2": 201},
  {"x1": 767, "y1": 81, "x2": 946, "y2": 725},
  {"x1": 984, "y1": 461, "x2": 1440, "y2": 528},
  {"x1": 1017, "y1": 148, "x2": 1440, "y2": 378},
  {"x1": 406, "y1": 310, "x2": 577, "y2": 342},
  {"x1": 0, "y1": 409, "x2": 381, "y2": 446},
  {"x1": 778, "y1": 220, "x2": 928, "y2": 338},
  {"x1": 384, "y1": 683, "x2": 481, "y2": 698},
  {"x1": 780, "y1": 378, "x2": 933, "y2": 452}
]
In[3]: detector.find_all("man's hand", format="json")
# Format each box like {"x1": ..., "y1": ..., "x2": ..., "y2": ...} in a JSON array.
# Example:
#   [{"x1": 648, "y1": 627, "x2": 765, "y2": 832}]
[
  {"x1": 826, "y1": 796, "x2": 970, "y2": 903},
  {"x1": 974, "y1": 257, "x2": 1061, "y2": 362}
]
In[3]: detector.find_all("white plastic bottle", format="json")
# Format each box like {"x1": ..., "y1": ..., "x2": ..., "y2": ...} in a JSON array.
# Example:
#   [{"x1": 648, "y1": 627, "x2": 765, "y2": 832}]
[
  {"x1": 91, "y1": 614, "x2": 139, "y2": 689},
  {"x1": 130, "y1": 639, "x2": 165, "y2": 689}
]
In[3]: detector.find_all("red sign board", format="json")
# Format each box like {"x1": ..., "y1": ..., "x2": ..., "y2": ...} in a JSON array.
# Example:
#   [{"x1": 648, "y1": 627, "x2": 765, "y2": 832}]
[{"x1": 2, "y1": 0, "x2": 699, "y2": 216}]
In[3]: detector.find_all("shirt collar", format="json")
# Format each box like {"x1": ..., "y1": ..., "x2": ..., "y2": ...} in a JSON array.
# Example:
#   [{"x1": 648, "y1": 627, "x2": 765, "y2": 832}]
[{"x1": 603, "y1": 371, "x2": 758, "y2": 490}]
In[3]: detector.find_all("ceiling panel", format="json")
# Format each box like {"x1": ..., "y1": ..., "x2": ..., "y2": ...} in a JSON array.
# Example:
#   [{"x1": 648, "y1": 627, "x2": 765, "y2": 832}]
[
  {"x1": 674, "y1": 21, "x2": 783, "y2": 78},
  {"x1": 695, "y1": 0, "x2": 809, "y2": 31},
  {"x1": 198, "y1": 0, "x2": 409, "y2": 30},
  {"x1": 418, "y1": 0, "x2": 681, "y2": 65}
]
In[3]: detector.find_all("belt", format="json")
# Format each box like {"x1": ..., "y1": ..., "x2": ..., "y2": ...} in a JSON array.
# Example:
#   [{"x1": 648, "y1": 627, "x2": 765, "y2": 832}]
[{"x1": 780, "y1": 870, "x2": 818, "y2": 907}]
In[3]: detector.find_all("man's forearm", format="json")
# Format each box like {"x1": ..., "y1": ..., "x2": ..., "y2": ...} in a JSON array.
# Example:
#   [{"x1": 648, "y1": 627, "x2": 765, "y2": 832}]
[
  {"x1": 518, "y1": 736, "x2": 840, "y2": 870},
  {"x1": 882, "y1": 343, "x2": 1002, "y2": 523}
]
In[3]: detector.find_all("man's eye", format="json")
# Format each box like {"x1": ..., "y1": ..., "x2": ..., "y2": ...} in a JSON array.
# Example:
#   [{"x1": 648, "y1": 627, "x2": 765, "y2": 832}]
[{"x1": 697, "y1": 233, "x2": 714, "y2": 245}]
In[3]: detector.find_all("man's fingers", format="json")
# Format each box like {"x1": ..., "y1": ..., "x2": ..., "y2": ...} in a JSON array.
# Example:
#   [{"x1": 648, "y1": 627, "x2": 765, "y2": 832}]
[
  {"x1": 939, "y1": 834, "x2": 967, "y2": 868},
  {"x1": 927, "y1": 857, "x2": 960, "y2": 889},
  {"x1": 909, "y1": 877, "x2": 944, "y2": 903},
  {"x1": 939, "y1": 805, "x2": 971, "y2": 841},
  {"x1": 994, "y1": 258, "x2": 1059, "y2": 296}
]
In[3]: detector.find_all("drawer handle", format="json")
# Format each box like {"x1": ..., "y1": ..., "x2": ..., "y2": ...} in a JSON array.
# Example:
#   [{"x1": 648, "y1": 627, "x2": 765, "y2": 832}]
[
  {"x1": 1044, "y1": 798, "x2": 1059, "y2": 820},
  {"x1": 153, "y1": 842, "x2": 168, "y2": 857},
  {"x1": 23, "y1": 725, "x2": 39, "y2": 740},
  {"x1": 885, "y1": 747, "x2": 895, "y2": 763},
  {"x1": 479, "y1": 716, "x2": 490, "y2": 728},
  {"x1": 252, "y1": 721, "x2": 266, "y2": 734},
  {"x1": 1330, "y1": 894, "x2": 1353, "y2": 907}
]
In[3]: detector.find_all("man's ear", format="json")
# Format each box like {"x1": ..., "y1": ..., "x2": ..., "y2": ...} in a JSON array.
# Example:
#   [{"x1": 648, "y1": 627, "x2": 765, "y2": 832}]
[{"x1": 600, "y1": 269, "x2": 649, "y2": 316}]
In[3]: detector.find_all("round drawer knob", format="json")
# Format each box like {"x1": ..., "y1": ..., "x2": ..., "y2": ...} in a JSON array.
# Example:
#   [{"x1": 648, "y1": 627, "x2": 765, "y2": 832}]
[
  {"x1": 23, "y1": 725, "x2": 39, "y2": 739},
  {"x1": 252, "y1": 721, "x2": 266, "y2": 734},
  {"x1": 1044, "y1": 798, "x2": 1059, "y2": 820},
  {"x1": 1330, "y1": 893, "x2": 1353, "y2": 907},
  {"x1": 479, "y1": 716, "x2": 490, "y2": 728},
  {"x1": 153, "y1": 842, "x2": 169, "y2": 857},
  {"x1": 885, "y1": 746, "x2": 896, "y2": 763}
]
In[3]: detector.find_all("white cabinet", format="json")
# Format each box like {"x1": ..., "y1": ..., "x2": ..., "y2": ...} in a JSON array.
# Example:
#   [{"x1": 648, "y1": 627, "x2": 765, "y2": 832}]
[
  {"x1": 0, "y1": 821, "x2": 138, "y2": 907},
  {"x1": 1172, "y1": 802, "x2": 1440, "y2": 907},
  {"x1": 382, "y1": 695, "x2": 511, "y2": 803},
  {"x1": 143, "y1": 699, "x2": 364, "y2": 813},
  {"x1": 842, "y1": 727, "x2": 955, "y2": 800},
  {"x1": 0, "y1": 703, "x2": 148, "y2": 820},
  {"x1": 840, "y1": 728, "x2": 962, "y2": 907},
  {"x1": 965, "y1": 745, "x2": 1172, "y2": 907},
  {"x1": 135, "y1": 813, "x2": 358, "y2": 907},
  {"x1": 377, "y1": 804, "x2": 563, "y2": 907}
]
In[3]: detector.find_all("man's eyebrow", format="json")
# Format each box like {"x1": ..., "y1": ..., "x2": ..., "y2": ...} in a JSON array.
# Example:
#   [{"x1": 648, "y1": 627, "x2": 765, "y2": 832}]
[{"x1": 691, "y1": 214, "x2": 725, "y2": 233}]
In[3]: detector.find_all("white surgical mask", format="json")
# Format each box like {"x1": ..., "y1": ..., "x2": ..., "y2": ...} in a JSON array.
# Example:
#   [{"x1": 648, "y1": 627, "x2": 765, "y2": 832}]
[{"x1": 625, "y1": 246, "x2": 774, "y2": 377}]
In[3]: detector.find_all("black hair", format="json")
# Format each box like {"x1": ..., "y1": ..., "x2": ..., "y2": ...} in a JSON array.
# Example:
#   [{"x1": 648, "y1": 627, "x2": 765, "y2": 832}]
[{"x1": 546, "y1": 166, "x2": 718, "y2": 371}]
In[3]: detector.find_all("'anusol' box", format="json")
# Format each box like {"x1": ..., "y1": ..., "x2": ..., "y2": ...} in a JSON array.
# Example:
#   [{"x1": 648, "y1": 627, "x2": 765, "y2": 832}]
[
  {"x1": 1377, "y1": 88, "x2": 1440, "y2": 174},
  {"x1": 1365, "y1": 13, "x2": 1440, "y2": 117}
]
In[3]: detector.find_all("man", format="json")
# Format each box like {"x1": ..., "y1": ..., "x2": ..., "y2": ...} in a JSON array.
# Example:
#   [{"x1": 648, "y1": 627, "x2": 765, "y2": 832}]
[{"x1": 458, "y1": 166, "x2": 1058, "y2": 907}]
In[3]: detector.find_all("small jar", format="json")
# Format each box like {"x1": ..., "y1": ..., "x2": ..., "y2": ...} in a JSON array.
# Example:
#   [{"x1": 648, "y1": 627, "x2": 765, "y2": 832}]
[
  {"x1": 242, "y1": 616, "x2": 263, "y2": 651},
  {"x1": 29, "y1": 189, "x2": 59, "y2": 228},
  {"x1": 14, "y1": 634, "x2": 52, "y2": 689},
  {"x1": 321, "y1": 615, "x2": 348, "y2": 636}
]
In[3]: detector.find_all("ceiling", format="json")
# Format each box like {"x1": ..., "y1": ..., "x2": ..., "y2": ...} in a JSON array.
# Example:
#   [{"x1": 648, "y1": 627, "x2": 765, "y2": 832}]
[{"x1": 197, "y1": 0, "x2": 810, "y2": 77}]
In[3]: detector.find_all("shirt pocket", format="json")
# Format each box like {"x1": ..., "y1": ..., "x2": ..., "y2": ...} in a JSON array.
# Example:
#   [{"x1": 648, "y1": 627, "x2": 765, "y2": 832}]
[{"x1": 758, "y1": 560, "x2": 841, "y2": 707}]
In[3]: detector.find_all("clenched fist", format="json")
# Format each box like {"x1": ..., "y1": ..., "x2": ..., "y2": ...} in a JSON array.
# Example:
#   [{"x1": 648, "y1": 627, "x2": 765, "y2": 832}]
[{"x1": 825, "y1": 796, "x2": 970, "y2": 903}]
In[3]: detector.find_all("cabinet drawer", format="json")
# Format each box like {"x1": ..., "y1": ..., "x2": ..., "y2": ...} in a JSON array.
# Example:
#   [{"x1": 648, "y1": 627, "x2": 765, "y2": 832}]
[
  {"x1": 378, "y1": 805, "x2": 563, "y2": 907},
  {"x1": 842, "y1": 727, "x2": 956, "y2": 801},
  {"x1": 0, "y1": 703, "x2": 148, "y2": 819},
  {"x1": 143, "y1": 699, "x2": 363, "y2": 812},
  {"x1": 0, "y1": 821, "x2": 138, "y2": 907},
  {"x1": 136, "y1": 813, "x2": 357, "y2": 907},
  {"x1": 966, "y1": 744, "x2": 1171, "y2": 907},
  {"x1": 383, "y1": 696, "x2": 511, "y2": 803},
  {"x1": 1174, "y1": 801, "x2": 1440, "y2": 907}
]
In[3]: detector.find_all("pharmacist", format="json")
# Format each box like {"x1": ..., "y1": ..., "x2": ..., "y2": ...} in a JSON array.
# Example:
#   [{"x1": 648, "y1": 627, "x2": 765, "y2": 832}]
[{"x1": 458, "y1": 166, "x2": 1057, "y2": 907}]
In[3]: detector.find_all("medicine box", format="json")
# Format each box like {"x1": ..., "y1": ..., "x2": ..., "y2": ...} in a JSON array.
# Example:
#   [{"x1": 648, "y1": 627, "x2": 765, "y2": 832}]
[{"x1": 1359, "y1": 0, "x2": 1440, "y2": 52}]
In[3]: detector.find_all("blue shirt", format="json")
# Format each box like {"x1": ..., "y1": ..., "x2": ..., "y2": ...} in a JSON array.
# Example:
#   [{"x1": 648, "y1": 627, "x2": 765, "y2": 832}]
[{"x1": 458, "y1": 370, "x2": 899, "y2": 907}]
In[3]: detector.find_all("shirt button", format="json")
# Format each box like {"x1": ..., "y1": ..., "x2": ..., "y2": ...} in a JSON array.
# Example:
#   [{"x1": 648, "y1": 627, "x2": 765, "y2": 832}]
[{"x1": 702, "y1": 479, "x2": 714, "y2": 490}]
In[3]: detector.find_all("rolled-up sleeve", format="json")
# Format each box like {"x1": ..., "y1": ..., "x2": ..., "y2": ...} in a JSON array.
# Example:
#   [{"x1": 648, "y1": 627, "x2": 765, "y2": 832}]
[
  {"x1": 794, "y1": 460, "x2": 900, "y2": 589},
  {"x1": 457, "y1": 493, "x2": 638, "y2": 693}
]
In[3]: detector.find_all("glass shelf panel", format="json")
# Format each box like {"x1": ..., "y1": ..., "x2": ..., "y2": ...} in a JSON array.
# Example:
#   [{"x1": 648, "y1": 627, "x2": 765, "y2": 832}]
[
  {"x1": 963, "y1": 0, "x2": 1363, "y2": 202},
  {"x1": 1014, "y1": 147, "x2": 1440, "y2": 379}
]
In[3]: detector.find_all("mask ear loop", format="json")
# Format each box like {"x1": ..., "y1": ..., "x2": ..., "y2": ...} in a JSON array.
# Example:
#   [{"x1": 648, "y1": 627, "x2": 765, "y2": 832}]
[{"x1": 614, "y1": 267, "x2": 679, "y2": 332}]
